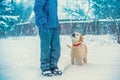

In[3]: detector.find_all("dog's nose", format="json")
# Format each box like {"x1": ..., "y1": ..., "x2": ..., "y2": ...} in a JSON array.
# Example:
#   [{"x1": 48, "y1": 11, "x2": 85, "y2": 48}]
[{"x1": 72, "y1": 33, "x2": 75, "y2": 37}]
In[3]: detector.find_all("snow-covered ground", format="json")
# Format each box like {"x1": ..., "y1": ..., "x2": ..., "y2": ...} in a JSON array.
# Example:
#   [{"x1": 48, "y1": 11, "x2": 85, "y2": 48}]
[{"x1": 0, "y1": 35, "x2": 120, "y2": 80}]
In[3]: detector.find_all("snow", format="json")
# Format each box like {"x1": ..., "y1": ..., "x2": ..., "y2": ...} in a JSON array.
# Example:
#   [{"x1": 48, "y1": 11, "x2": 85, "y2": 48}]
[
  {"x1": 0, "y1": 35, "x2": 120, "y2": 80},
  {"x1": 59, "y1": 19, "x2": 120, "y2": 24},
  {"x1": 58, "y1": 0, "x2": 94, "y2": 19}
]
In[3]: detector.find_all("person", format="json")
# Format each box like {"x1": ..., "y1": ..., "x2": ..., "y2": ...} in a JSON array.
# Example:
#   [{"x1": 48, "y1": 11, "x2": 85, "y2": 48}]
[{"x1": 34, "y1": 0, "x2": 62, "y2": 77}]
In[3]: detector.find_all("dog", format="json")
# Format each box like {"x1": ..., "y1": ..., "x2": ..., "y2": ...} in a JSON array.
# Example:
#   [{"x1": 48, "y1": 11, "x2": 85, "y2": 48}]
[{"x1": 67, "y1": 32, "x2": 87, "y2": 66}]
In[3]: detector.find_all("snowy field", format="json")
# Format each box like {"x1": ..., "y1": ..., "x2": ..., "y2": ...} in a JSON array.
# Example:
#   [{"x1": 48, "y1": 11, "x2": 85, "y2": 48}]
[{"x1": 0, "y1": 35, "x2": 120, "y2": 80}]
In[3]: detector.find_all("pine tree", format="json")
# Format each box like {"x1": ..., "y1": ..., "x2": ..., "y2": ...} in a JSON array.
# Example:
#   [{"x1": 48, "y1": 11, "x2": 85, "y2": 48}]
[
  {"x1": 92, "y1": 0, "x2": 120, "y2": 19},
  {"x1": 0, "y1": 0, "x2": 18, "y2": 37}
]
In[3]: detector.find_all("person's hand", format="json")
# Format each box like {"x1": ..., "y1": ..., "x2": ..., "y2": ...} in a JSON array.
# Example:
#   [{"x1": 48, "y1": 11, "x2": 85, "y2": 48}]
[
  {"x1": 41, "y1": 24, "x2": 48, "y2": 32},
  {"x1": 58, "y1": 24, "x2": 61, "y2": 34}
]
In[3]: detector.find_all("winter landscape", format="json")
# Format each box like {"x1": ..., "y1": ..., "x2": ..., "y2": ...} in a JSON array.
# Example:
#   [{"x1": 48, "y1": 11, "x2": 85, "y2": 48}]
[
  {"x1": 0, "y1": 0, "x2": 120, "y2": 80},
  {"x1": 0, "y1": 35, "x2": 120, "y2": 80}
]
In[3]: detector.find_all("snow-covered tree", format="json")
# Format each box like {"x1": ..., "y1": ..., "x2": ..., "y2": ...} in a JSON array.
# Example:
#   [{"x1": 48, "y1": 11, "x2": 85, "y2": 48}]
[
  {"x1": 0, "y1": 0, "x2": 18, "y2": 36},
  {"x1": 13, "y1": 0, "x2": 34, "y2": 23},
  {"x1": 0, "y1": 0, "x2": 14, "y2": 15},
  {"x1": 92, "y1": 0, "x2": 120, "y2": 19},
  {"x1": 62, "y1": 0, "x2": 94, "y2": 20},
  {"x1": 60, "y1": 0, "x2": 120, "y2": 20}
]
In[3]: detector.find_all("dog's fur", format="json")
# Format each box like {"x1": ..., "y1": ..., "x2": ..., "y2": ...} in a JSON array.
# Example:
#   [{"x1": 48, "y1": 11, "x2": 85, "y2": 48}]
[{"x1": 67, "y1": 32, "x2": 87, "y2": 66}]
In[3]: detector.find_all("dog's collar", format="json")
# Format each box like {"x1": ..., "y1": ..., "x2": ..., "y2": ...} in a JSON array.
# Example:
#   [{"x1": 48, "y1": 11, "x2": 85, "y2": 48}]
[{"x1": 73, "y1": 43, "x2": 81, "y2": 47}]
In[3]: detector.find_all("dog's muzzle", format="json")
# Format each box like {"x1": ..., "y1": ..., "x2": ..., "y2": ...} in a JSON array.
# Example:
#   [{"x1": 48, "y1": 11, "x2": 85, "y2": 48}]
[{"x1": 72, "y1": 33, "x2": 75, "y2": 37}]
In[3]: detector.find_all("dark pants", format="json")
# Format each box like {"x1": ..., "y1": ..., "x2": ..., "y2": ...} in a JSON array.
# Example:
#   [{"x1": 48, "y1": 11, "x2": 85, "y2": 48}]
[{"x1": 39, "y1": 27, "x2": 61, "y2": 71}]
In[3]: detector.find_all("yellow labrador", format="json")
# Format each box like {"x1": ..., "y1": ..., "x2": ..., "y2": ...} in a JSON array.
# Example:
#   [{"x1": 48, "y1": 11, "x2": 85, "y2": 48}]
[{"x1": 67, "y1": 32, "x2": 87, "y2": 66}]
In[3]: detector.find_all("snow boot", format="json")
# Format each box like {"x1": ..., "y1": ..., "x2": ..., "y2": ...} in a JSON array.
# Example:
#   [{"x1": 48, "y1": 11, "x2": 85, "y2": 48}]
[
  {"x1": 51, "y1": 69, "x2": 62, "y2": 76},
  {"x1": 42, "y1": 70, "x2": 53, "y2": 77}
]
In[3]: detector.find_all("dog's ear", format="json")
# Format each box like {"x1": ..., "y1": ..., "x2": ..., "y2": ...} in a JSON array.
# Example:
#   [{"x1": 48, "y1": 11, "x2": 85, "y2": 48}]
[{"x1": 79, "y1": 36, "x2": 84, "y2": 42}]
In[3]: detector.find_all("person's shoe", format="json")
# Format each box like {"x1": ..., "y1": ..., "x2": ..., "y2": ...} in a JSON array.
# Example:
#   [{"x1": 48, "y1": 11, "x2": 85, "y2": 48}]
[
  {"x1": 42, "y1": 70, "x2": 53, "y2": 77},
  {"x1": 51, "y1": 69, "x2": 62, "y2": 76}
]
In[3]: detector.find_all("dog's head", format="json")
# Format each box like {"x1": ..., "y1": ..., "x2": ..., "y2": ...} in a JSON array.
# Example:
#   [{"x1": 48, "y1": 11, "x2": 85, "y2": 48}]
[{"x1": 71, "y1": 32, "x2": 83, "y2": 44}]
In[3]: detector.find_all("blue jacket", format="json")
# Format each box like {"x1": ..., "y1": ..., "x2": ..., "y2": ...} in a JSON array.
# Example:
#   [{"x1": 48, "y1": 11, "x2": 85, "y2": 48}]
[{"x1": 34, "y1": 0, "x2": 59, "y2": 28}]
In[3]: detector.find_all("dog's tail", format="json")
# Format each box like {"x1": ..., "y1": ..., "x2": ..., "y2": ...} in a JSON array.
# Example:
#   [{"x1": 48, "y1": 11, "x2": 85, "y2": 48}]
[{"x1": 66, "y1": 45, "x2": 72, "y2": 48}]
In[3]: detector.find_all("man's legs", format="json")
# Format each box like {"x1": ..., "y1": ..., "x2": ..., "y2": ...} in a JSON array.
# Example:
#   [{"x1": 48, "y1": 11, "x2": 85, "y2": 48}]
[
  {"x1": 39, "y1": 27, "x2": 62, "y2": 76},
  {"x1": 50, "y1": 27, "x2": 62, "y2": 75},
  {"x1": 50, "y1": 27, "x2": 61, "y2": 69},
  {"x1": 39, "y1": 29, "x2": 51, "y2": 72}
]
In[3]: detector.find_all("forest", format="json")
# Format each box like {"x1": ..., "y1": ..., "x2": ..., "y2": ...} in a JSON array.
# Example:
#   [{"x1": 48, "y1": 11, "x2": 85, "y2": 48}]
[{"x1": 0, "y1": 0, "x2": 120, "y2": 43}]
